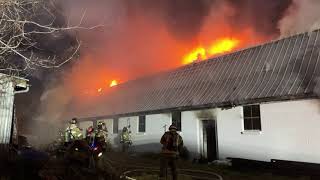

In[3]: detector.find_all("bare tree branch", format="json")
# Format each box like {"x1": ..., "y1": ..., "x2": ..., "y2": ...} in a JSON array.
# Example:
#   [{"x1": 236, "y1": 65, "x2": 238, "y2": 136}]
[{"x1": 0, "y1": 0, "x2": 102, "y2": 77}]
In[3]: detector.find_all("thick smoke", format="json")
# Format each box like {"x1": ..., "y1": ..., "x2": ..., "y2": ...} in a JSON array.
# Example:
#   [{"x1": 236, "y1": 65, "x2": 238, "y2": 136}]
[
  {"x1": 62, "y1": 0, "x2": 293, "y2": 94},
  {"x1": 225, "y1": 0, "x2": 292, "y2": 37},
  {"x1": 279, "y1": 0, "x2": 320, "y2": 36},
  {"x1": 123, "y1": 0, "x2": 215, "y2": 41},
  {"x1": 18, "y1": 0, "x2": 304, "y2": 142}
]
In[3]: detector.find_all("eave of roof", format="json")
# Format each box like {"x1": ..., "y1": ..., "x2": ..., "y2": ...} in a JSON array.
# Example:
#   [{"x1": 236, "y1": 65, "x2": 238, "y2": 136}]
[{"x1": 78, "y1": 94, "x2": 319, "y2": 121}]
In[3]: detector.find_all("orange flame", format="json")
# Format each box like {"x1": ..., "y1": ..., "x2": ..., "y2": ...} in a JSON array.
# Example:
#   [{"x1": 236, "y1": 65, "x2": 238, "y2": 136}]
[
  {"x1": 208, "y1": 38, "x2": 239, "y2": 55},
  {"x1": 110, "y1": 80, "x2": 118, "y2": 87},
  {"x1": 95, "y1": 80, "x2": 118, "y2": 94},
  {"x1": 182, "y1": 47, "x2": 207, "y2": 65},
  {"x1": 182, "y1": 38, "x2": 240, "y2": 64}
]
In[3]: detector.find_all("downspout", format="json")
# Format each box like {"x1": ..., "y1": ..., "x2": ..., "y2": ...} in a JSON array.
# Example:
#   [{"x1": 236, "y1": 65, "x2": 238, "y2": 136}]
[{"x1": 9, "y1": 105, "x2": 16, "y2": 145}]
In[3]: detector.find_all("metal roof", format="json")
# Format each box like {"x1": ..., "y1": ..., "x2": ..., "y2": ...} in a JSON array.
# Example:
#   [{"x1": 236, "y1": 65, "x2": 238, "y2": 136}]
[{"x1": 77, "y1": 29, "x2": 320, "y2": 119}]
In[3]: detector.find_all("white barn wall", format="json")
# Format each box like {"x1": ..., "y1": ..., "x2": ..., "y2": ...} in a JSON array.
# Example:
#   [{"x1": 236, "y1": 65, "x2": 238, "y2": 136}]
[
  {"x1": 79, "y1": 121, "x2": 93, "y2": 136},
  {"x1": 217, "y1": 99, "x2": 320, "y2": 163},
  {"x1": 134, "y1": 114, "x2": 171, "y2": 152},
  {"x1": 89, "y1": 113, "x2": 172, "y2": 152},
  {"x1": 118, "y1": 116, "x2": 138, "y2": 134},
  {"x1": 181, "y1": 111, "x2": 200, "y2": 157},
  {"x1": 79, "y1": 111, "x2": 217, "y2": 157}
]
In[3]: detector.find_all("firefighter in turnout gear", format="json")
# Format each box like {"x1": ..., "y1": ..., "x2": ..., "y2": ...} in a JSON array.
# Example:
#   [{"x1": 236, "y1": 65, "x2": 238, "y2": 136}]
[
  {"x1": 85, "y1": 126, "x2": 95, "y2": 142},
  {"x1": 64, "y1": 118, "x2": 89, "y2": 167},
  {"x1": 159, "y1": 124, "x2": 183, "y2": 180},
  {"x1": 64, "y1": 118, "x2": 83, "y2": 144},
  {"x1": 96, "y1": 121, "x2": 108, "y2": 150},
  {"x1": 120, "y1": 127, "x2": 132, "y2": 152}
]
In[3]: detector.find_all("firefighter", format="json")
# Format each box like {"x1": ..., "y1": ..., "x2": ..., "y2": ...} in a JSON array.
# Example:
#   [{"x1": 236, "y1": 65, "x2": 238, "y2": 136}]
[
  {"x1": 64, "y1": 118, "x2": 83, "y2": 144},
  {"x1": 96, "y1": 121, "x2": 108, "y2": 150},
  {"x1": 64, "y1": 118, "x2": 89, "y2": 167},
  {"x1": 159, "y1": 124, "x2": 183, "y2": 180},
  {"x1": 96, "y1": 122, "x2": 108, "y2": 141},
  {"x1": 120, "y1": 127, "x2": 132, "y2": 152},
  {"x1": 85, "y1": 126, "x2": 95, "y2": 143}
]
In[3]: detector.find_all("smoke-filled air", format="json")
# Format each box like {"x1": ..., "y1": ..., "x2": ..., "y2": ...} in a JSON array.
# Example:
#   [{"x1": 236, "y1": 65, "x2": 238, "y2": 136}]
[{"x1": 15, "y1": 0, "x2": 320, "y2": 144}]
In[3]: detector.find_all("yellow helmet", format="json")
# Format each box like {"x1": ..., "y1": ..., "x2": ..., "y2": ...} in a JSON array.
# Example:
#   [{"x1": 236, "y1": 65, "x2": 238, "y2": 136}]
[
  {"x1": 98, "y1": 121, "x2": 105, "y2": 126},
  {"x1": 70, "y1": 118, "x2": 77, "y2": 124}
]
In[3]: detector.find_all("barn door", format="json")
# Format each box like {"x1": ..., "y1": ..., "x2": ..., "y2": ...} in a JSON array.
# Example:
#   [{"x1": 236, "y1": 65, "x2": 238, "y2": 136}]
[{"x1": 202, "y1": 120, "x2": 218, "y2": 162}]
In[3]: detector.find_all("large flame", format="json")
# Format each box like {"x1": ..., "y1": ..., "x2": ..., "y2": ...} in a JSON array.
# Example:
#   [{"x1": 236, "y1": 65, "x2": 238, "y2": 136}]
[
  {"x1": 182, "y1": 47, "x2": 207, "y2": 65},
  {"x1": 182, "y1": 38, "x2": 240, "y2": 64},
  {"x1": 110, "y1": 80, "x2": 118, "y2": 87},
  {"x1": 209, "y1": 38, "x2": 239, "y2": 55}
]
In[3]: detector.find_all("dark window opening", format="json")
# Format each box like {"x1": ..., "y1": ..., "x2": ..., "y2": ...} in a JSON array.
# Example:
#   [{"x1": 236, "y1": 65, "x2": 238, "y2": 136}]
[
  {"x1": 172, "y1": 111, "x2": 181, "y2": 131},
  {"x1": 138, "y1": 115, "x2": 146, "y2": 132},
  {"x1": 243, "y1": 105, "x2": 261, "y2": 131},
  {"x1": 113, "y1": 118, "x2": 119, "y2": 134}
]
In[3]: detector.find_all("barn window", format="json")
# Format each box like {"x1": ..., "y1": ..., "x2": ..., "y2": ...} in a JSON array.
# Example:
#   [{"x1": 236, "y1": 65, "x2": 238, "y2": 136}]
[
  {"x1": 113, "y1": 118, "x2": 119, "y2": 134},
  {"x1": 138, "y1": 115, "x2": 146, "y2": 132},
  {"x1": 243, "y1": 105, "x2": 261, "y2": 131},
  {"x1": 172, "y1": 111, "x2": 181, "y2": 131}
]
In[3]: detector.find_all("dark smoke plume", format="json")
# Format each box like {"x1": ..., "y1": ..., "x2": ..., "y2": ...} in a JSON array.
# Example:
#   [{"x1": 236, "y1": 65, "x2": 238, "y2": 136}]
[
  {"x1": 225, "y1": 0, "x2": 293, "y2": 37},
  {"x1": 124, "y1": 0, "x2": 215, "y2": 41}
]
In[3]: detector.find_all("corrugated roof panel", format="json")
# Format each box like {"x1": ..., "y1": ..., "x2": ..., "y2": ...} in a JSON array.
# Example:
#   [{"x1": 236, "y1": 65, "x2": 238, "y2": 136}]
[
  {"x1": 228, "y1": 47, "x2": 259, "y2": 102},
  {"x1": 295, "y1": 30, "x2": 320, "y2": 94},
  {"x1": 229, "y1": 45, "x2": 264, "y2": 102},
  {"x1": 251, "y1": 39, "x2": 283, "y2": 99},
  {"x1": 267, "y1": 36, "x2": 296, "y2": 97},
  {"x1": 242, "y1": 43, "x2": 273, "y2": 99},
  {"x1": 205, "y1": 54, "x2": 236, "y2": 104},
  {"x1": 284, "y1": 33, "x2": 310, "y2": 95},
  {"x1": 275, "y1": 34, "x2": 304, "y2": 96},
  {"x1": 257, "y1": 37, "x2": 291, "y2": 98},
  {"x1": 216, "y1": 51, "x2": 245, "y2": 103},
  {"x1": 198, "y1": 58, "x2": 224, "y2": 105},
  {"x1": 288, "y1": 32, "x2": 314, "y2": 94},
  {"x1": 305, "y1": 37, "x2": 320, "y2": 93}
]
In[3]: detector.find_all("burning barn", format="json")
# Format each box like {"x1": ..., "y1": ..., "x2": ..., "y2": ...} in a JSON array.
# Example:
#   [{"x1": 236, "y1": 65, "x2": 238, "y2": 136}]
[{"x1": 74, "y1": 28, "x2": 320, "y2": 164}]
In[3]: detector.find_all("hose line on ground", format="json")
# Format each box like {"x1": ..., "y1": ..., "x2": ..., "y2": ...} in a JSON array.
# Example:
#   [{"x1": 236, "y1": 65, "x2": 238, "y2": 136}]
[{"x1": 105, "y1": 157, "x2": 223, "y2": 180}]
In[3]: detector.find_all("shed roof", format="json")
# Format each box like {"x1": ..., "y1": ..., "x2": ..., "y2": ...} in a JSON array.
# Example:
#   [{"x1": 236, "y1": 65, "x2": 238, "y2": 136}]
[{"x1": 77, "y1": 29, "x2": 320, "y2": 119}]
